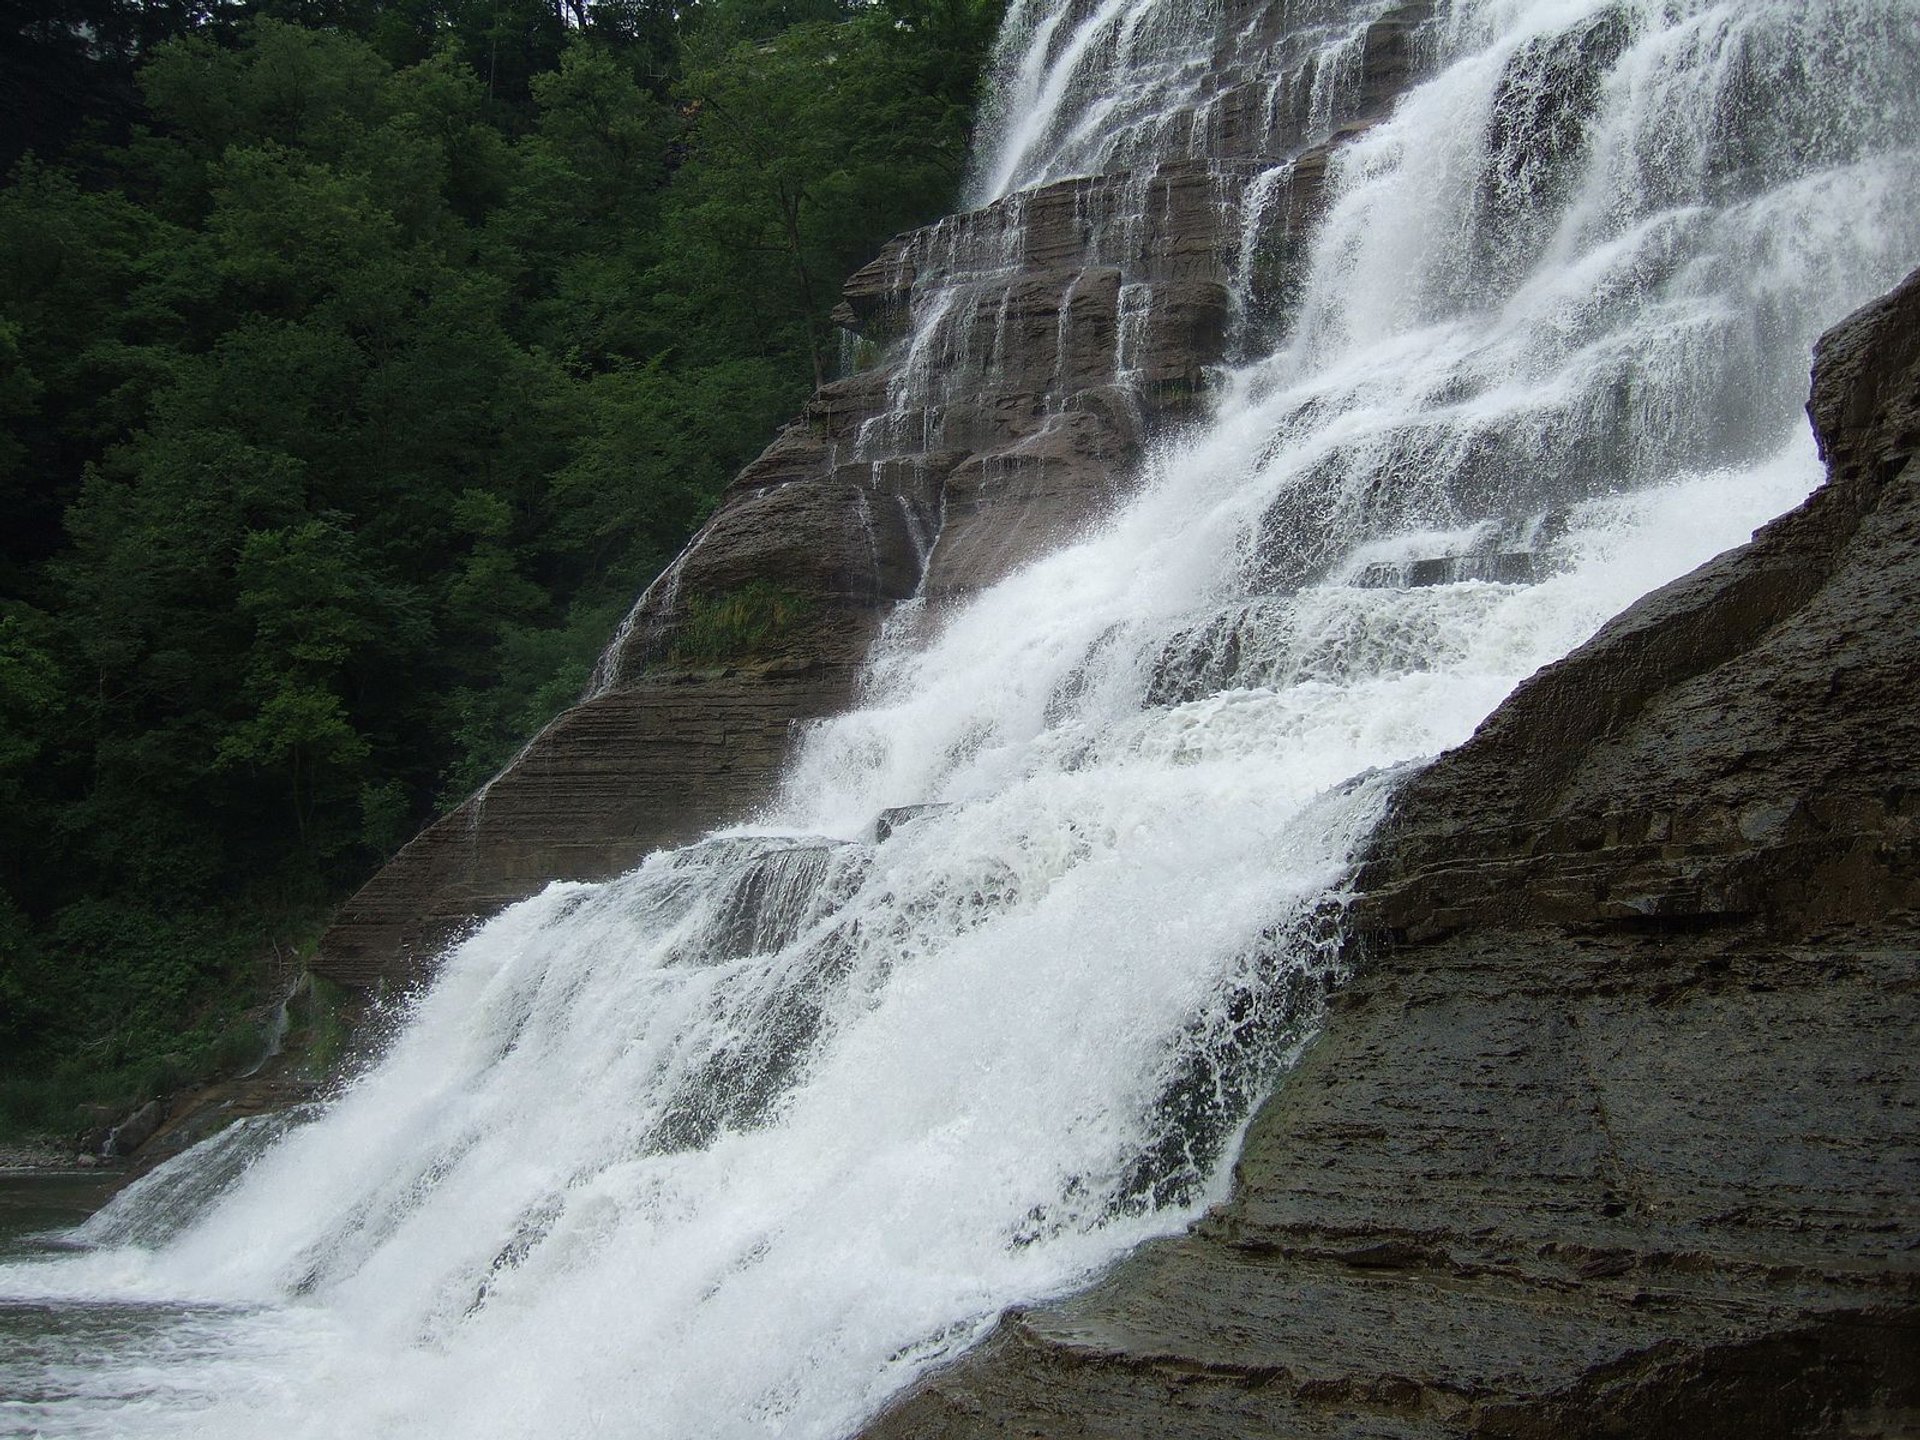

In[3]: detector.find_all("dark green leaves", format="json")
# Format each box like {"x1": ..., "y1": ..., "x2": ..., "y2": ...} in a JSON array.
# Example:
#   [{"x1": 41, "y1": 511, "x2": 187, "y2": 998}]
[{"x1": 0, "y1": 0, "x2": 1004, "y2": 1132}]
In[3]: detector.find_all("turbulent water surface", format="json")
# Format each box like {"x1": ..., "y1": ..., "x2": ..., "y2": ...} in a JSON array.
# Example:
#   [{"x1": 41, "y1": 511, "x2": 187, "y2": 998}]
[{"x1": 4, "y1": 2, "x2": 1916, "y2": 1437}]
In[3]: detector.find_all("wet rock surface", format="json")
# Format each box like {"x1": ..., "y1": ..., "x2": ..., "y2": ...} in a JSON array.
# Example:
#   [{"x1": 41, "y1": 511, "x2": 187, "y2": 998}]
[
  {"x1": 856, "y1": 273, "x2": 1920, "y2": 1437},
  {"x1": 316, "y1": 660, "x2": 870, "y2": 988},
  {"x1": 314, "y1": 4, "x2": 1431, "y2": 991}
]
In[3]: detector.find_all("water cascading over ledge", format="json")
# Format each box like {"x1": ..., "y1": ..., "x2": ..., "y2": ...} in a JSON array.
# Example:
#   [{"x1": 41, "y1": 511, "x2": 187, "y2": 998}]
[
  {"x1": 859, "y1": 264, "x2": 1920, "y2": 1440},
  {"x1": 314, "y1": 0, "x2": 1436, "y2": 990},
  {"x1": 3, "y1": 2, "x2": 1918, "y2": 1438}
]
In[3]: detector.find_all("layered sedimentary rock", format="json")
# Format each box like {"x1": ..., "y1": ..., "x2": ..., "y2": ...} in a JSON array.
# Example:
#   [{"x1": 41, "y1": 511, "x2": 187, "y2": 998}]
[
  {"x1": 859, "y1": 272, "x2": 1920, "y2": 1438},
  {"x1": 314, "y1": 4, "x2": 1433, "y2": 989}
]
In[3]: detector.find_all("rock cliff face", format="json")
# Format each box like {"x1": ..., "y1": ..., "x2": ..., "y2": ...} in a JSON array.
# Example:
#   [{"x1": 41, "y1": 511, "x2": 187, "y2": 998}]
[
  {"x1": 858, "y1": 272, "x2": 1920, "y2": 1437},
  {"x1": 304, "y1": 2, "x2": 1918, "y2": 1427},
  {"x1": 313, "y1": 3, "x2": 1433, "y2": 990}
]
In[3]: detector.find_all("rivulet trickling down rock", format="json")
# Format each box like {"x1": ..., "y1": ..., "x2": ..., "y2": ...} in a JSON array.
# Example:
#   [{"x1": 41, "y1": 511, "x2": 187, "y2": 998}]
[
  {"x1": 856, "y1": 272, "x2": 1920, "y2": 1438},
  {"x1": 313, "y1": 4, "x2": 1433, "y2": 990}
]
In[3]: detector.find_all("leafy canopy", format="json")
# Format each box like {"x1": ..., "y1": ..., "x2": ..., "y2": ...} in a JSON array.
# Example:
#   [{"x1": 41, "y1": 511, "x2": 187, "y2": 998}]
[{"x1": 0, "y1": 0, "x2": 1005, "y2": 1133}]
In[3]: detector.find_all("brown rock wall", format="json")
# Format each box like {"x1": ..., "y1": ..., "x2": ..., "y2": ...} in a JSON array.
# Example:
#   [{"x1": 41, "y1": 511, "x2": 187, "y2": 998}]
[
  {"x1": 314, "y1": 3, "x2": 1435, "y2": 991},
  {"x1": 316, "y1": 659, "x2": 869, "y2": 989}
]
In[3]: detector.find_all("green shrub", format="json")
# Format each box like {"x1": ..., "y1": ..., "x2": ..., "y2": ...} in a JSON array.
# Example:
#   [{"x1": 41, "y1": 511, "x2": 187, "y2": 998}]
[
  {"x1": 297, "y1": 974, "x2": 355, "y2": 1079},
  {"x1": 668, "y1": 582, "x2": 812, "y2": 666}
]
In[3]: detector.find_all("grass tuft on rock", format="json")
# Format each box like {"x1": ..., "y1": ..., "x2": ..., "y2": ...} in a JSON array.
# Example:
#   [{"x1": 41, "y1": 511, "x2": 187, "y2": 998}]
[{"x1": 668, "y1": 583, "x2": 813, "y2": 667}]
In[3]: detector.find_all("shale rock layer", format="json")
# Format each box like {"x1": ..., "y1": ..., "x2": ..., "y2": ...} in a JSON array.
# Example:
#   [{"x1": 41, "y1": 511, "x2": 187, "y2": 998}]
[
  {"x1": 857, "y1": 274, "x2": 1920, "y2": 1437},
  {"x1": 314, "y1": 5, "x2": 1432, "y2": 989}
]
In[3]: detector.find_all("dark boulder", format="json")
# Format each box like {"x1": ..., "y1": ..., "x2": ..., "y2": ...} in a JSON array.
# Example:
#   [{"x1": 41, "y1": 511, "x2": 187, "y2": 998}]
[{"x1": 104, "y1": 1099, "x2": 168, "y2": 1158}]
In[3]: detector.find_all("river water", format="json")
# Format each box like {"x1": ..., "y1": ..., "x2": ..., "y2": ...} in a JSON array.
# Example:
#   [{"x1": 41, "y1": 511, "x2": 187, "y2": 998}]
[{"x1": 3, "y1": 2, "x2": 1915, "y2": 1437}]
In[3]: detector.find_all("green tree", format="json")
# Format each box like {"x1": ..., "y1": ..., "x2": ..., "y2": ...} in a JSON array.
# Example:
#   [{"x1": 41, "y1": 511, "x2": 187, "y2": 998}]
[{"x1": 0, "y1": 0, "x2": 1006, "y2": 1137}]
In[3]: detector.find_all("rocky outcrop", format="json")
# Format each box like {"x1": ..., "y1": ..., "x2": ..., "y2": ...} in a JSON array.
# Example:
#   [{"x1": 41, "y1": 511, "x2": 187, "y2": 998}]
[
  {"x1": 315, "y1": 663, "x2": 867, "y2": 987},
  {"x1": 857, "y1": 274, "x2": 1920, "y2": 1436},
  {"x1": 314, "y1": 5, "x2": 1433, "y2": 991}
]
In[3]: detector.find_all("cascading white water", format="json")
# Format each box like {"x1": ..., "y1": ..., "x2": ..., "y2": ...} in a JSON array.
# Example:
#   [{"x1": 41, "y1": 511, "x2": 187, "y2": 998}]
[
  {"x1": 3, "y1": 3, "x2": 1916, "y2": 1437},
  {"x1": 974, "y1": 0, "x2": 1396, "y2": 204}
]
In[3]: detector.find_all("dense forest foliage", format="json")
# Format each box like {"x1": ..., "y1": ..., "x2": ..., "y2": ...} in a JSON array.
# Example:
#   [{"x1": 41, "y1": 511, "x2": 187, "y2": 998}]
[{"x1": 0, "y1": 0, "x2": 1004, "y2": 1136}]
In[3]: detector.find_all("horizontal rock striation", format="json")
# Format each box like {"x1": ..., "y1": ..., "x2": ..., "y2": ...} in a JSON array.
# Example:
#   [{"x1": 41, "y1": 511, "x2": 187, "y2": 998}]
[
  {"x1": 857, "y1": 274, "x2": 1920, "y2": 1435},
  {"x1": 314, "y1": 1, "x2": 1434, "y2": 990},
  {"x1": 313, "y1": 663, "x2": 865, "y2": 987}
]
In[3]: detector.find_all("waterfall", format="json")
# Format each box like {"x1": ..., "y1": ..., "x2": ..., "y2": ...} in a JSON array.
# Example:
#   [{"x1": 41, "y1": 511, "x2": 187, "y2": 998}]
[{"x1": 3, "y1": 2, "x2": 1915, "y2": 1437}]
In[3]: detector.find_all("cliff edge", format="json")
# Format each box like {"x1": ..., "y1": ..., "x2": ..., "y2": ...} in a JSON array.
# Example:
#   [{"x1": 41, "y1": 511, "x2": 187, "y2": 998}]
[{"x1": 859, "y1": 271, "x2": 1920, "y2": 1437}]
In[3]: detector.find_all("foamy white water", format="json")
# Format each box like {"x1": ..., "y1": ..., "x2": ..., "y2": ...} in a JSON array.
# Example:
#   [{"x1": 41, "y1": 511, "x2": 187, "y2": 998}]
[{"x1": 4, "y1": 2, "x2": 1915, "y2": 1436}]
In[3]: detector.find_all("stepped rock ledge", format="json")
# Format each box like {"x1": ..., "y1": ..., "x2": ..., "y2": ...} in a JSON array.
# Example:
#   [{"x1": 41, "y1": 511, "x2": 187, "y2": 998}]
[{"x1": 313, "y1": 2, "x2": 1434, "y2": 989}]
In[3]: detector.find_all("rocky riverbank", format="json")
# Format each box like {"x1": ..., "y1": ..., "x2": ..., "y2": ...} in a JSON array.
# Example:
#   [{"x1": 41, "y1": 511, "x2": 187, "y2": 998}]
[{"x1": 0, "y1": 1141, "x2": 75, "y2": 1174}]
